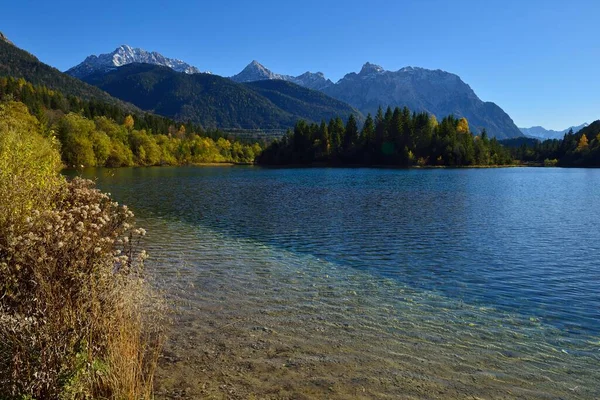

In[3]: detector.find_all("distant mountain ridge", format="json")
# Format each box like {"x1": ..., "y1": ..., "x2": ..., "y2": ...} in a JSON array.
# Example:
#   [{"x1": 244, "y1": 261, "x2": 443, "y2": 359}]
[
  {"x1": 81, "y1": 63, "x2": 359, "y2": 129},
  {"x1": 229, "y1": 60, "x2": 523, "y2": 139},
  {"x1": 67, "y1": 45, "x2": 202, "y2": 78},
  {"x1": 231, "y1": 60, "x2": 333, "y2": 91},
  {"x1": 519, "y1": 123, "x2": 589, "y2": 140}
]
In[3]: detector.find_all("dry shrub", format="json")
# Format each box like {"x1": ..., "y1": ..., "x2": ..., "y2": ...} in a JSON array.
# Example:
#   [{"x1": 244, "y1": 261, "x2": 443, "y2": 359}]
[{"x1": 0, "y1": 169, "x2": 164, "y2": 399}]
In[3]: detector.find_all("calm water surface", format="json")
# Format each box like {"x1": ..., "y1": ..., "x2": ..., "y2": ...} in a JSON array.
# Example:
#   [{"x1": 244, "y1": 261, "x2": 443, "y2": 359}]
[{"x1": 72, "y1": 167, "x2": 600, "y2": 398}]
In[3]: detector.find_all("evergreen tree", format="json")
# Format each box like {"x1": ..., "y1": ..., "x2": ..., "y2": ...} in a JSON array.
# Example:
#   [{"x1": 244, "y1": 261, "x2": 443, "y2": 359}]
[
  {"x1": 318, "y1": 120, "x2": 329, "y2": 158},
  {"x1": 361, "y1": 114, "x2": 375, "y2": 149},
  {"x1": 343, "y1": 114, "x2": 359, "y2": 152},
  {"x1": 328, "y1": 117, "x2": 345, "y2": 156}
]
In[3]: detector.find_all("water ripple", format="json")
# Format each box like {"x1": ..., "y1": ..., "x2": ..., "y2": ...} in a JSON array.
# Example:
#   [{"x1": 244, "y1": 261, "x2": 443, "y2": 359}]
[{"x1": 70, "y1": 166, "x2": 600, "y2": 398}]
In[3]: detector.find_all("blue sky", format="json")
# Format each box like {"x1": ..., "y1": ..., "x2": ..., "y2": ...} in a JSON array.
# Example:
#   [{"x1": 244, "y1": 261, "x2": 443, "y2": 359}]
[{"x1": 2, "y1": 0, "x2": 598, "y2": 130}]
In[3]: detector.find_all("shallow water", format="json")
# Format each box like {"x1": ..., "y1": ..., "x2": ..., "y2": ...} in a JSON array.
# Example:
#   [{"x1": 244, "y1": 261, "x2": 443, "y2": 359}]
[{"x1": 71, "y1": 166, "x2": 600, "y2": 399}]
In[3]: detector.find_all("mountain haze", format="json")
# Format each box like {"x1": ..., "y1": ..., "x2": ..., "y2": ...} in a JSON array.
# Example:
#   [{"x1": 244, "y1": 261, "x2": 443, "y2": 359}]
[{"x1": 519, "y1": 123, "x2": 589, "y2": 140}]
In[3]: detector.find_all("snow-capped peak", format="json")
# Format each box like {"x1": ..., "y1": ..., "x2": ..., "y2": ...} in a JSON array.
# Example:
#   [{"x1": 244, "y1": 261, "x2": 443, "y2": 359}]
[{"x1": 66, "y1": 45, "x2": 202, "y2": 78}]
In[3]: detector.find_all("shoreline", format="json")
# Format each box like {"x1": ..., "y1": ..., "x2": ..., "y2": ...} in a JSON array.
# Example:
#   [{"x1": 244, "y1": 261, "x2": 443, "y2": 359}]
[{"x1": 63, "y1": 161, "x2": 552, "y2": 171}]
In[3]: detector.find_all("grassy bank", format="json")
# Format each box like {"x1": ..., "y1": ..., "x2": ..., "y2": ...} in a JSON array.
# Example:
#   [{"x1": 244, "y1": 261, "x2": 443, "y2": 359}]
[{"x1": 0, "y1": 101, "x2": 164, "y2": 399}]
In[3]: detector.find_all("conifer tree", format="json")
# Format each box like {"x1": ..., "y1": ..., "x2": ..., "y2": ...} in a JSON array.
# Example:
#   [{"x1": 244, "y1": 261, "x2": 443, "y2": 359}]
[{"x1": 344, "y1": 114, "x2": 359, "y2": 151}]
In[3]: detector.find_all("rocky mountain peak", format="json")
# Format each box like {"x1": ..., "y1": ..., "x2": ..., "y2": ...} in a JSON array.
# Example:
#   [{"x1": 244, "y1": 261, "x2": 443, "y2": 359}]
[
  {"x1": 360, "y1": 62, "x2": 384, "y2": 75},
  {"x1": 231, "y1": 60, "x2": 289, "y2": 82},
  {"x1": 231, "y1": 61, "x2": 334, "y2": 90},
  {"x1": 67, "y1": 45, "x2": 201, "y2": 79},
  {"x1": 244, "y1": 60, "x2": 271, "y2": 75},
  {"x1": 292, "y1": 71, "x2": 333, "y2": 90}
]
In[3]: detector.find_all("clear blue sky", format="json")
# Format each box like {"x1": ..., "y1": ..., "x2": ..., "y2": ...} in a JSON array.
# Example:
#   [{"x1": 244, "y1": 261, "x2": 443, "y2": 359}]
[{"x1": 2, "y1": 0, "x2": 598, "y2": 130}]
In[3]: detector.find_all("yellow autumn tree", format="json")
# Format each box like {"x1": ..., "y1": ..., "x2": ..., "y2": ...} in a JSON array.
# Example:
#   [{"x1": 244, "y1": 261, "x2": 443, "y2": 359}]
[
  {"x1": 577, "y1": 134, "x2": 589, "y2": 151},
  {"x1": 429, "y1": 115, "x2": 438, "y2": 129},
  {"x1": 457, "y1": 118, "x2": 470, "y2": 134},
  {"x1": 123, "y1": 114, "x2": 135, "y2": 131}
]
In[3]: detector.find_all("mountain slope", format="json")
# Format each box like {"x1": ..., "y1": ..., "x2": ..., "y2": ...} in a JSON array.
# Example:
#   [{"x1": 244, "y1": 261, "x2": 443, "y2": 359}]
[
  {"x1": 244, "y1": 80, "x2": 360, "y2": 124},
  {"x1": 574, "y1": 120, "x2": 600, "y2": 140},
  {"x1": 520, "y1": 123, "x2": 589, "y2": 140},
  {"x1": 322, "y1": 63, "x2": 522, "y2": 139},
  {"x1": 0, "y1": 34, "x2": 138, "y2": 110},
  {"x1": 67, "y1": 45, "x2": 201, "y2": 79},
  {"x1": 82, "y1": 63, "x2": 357, "y2": 129}
]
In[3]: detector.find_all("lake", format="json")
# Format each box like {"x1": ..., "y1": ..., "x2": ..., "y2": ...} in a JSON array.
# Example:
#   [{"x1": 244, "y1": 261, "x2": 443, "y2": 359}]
[{"x1": 72, "y1": 166, "x2": 600, "y2": 399}]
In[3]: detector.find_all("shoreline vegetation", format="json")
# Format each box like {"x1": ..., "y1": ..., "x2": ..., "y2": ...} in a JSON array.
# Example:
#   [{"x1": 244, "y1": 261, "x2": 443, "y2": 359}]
[
  {"x1": 0, "y1": 101, "x2": 164, "y2": 398},
  {"x1": 0, "y1": 77, "x2": 263, "y2": 168},
  {"x1": 257, "y1": 108, "x2": 600, "y2": 168},
  {"x1": 2, "y1": 75, "x2": 600, "y2": 172},
  {"x1": 3, "y1": 76, "x2": 600, "y2": 173},
  {"x1": 258, "y1": 110, "x2": 514, "y2": 167}
]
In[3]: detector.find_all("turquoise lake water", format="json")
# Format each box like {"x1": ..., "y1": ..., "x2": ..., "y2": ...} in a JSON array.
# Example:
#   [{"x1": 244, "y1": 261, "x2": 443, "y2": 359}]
[{"x1": 72, "y1": 166, "x2": 600, "y2": 398}]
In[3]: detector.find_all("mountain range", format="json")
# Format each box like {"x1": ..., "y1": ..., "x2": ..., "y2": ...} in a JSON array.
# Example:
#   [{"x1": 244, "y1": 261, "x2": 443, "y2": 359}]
[
  {"x1": 229, "y1": 60, "x2": 523, "y2": 139},
  {"x1": 519, "y1": 123, "x2": 589, "y2": 140},
  {"x1": 63, "y1": 44, "x2": 524, "y2": 138}
]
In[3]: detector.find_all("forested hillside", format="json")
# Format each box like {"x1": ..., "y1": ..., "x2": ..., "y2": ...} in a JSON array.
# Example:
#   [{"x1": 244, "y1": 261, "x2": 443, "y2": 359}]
[
  {"x1": 0, "y1": 36, "x2": 137, "y2": 111},
  {"x1": 82, "y1": 63, "x2": 359, "y2": 129}
]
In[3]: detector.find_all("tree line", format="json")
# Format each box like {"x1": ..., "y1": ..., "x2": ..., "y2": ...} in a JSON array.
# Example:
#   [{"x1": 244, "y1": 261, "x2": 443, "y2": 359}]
[
  {"x1": 502, "y1": 122, "x2": 600, "y2": 167},
  {"x1": 258, "y1": 107, "x2": 512, "y2": 166},
  {"x1": 4, "y1": 75, "x2": 598, "y2": 169},
  {"x1": 0, "y1": 77, "x2": 263, "y2": 166}
]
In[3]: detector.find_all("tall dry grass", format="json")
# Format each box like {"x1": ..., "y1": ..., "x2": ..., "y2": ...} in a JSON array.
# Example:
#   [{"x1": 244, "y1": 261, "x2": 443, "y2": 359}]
[{"x1": 0, "y1": 101, "x2": 164, "y2": 399}]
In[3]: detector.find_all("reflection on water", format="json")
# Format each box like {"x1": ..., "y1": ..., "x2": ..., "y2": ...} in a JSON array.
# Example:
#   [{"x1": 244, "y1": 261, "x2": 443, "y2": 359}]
[{"x1": 70, "y1": 166, "x2": 600, "y2": 398}]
